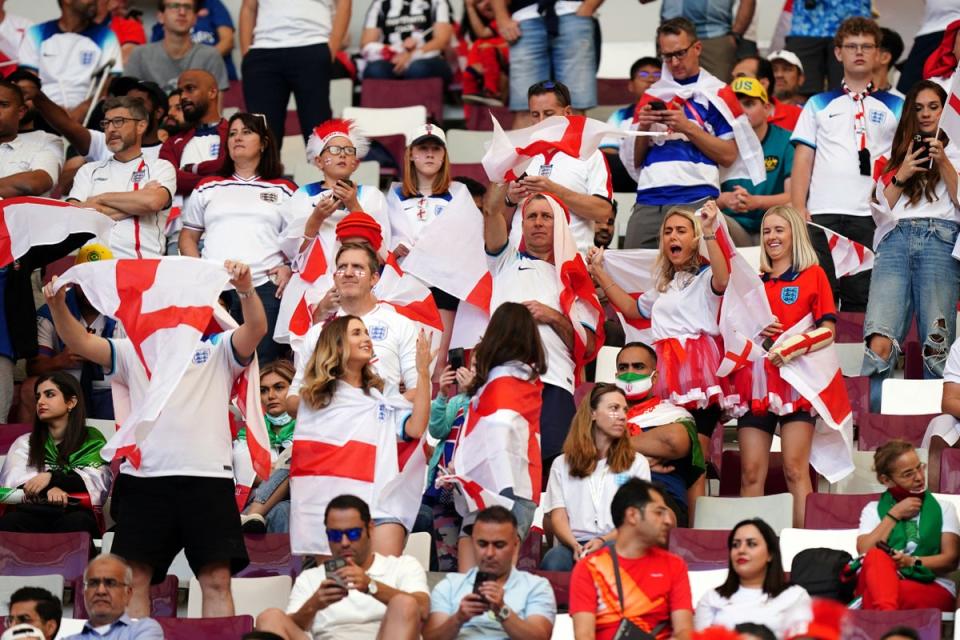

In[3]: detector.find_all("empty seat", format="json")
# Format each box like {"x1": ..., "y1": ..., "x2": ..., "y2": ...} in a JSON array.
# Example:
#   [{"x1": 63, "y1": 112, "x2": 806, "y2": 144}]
[
  {"x1": 446, "y1": 129, "x2": 492, "y2": 164},
  {"x1": 155, "y1": 616, "x2": 254, "y2": 640},
  {"x1": 844, "y1": 376, "x2": 869, "y2": 423},
  {"x1": 834, "y1": 342, "x2": 865, "y2": 377},
  {"x1": 0, "y1": 575, "x2": 63, "y2": 615},
  {"x1": 693, "y1": 494, "x2": 794, "y2": 534},
  {"x1": 450, "y1": 163, "x2": 488, "y2": 185},
  {"x1": 846, "y1": 608, "x2": 941, "y2": 640},
  {"x1": 593, "y1": 345, "x2": 619, "y2": 384},
  {"x1": 880, "y1": 379, "x2": 943, "y2": 415},
  {"x1": 0, "y1": 532, "x2": 90, "y2": 583},
  {"x1": 330, "y1": 78, "x2": 353, "y2": 118},
  {"x1": 0, "y1": 424, "x2": 31, "y2": 453},
  {"x1": 73, "y1": 575, "x2": 178, "y2": 618},
  {"x1": 342, "y1": 106, "x2": 427, "y2": 139},
  {"x1": 831, "y1": 449, "x2": 928, "y2": 495},
  {"x1": 294, "y1": 159, "x2": 381, "y2": 187},
  {"x1": 778, "y1": 527, "x2": 858, "y2": 567},
  {"x1": 688, "y1": 569, "x2": 728, "y2": 607},
  {"x1": 718, "y1": 451, "x2": 817, "y2": 497},
  {"x1": 552, "y1": 612, "x2": 574, "y2": 640},
  {"x1": 857, "y1": 413, "x2": 936, "y2": 450},
  {"x1": 187, "y1": 576, "x2": 292, "y2": 619},
  {"x1": 236, "y1": 534, "x2": 299, "y2": 578},
  {"x1": 737, "y1": 246, "x2": 762, "y2": 273},
  {"x1": 667, "y1": 529, "x2": 728, "y2": 570},
  {"x1": 804, "y1": 493, "x2": 879, "y2": 529},
  {"x1": 465, "y1": 104, "x2": 512, "y2": 131},
  {"x1": 403, "y1": 531, "x2": 432, "y2": 572},
  {"x1": 940, "y1": 448, "x2": 960, "y2": 493},
  {"x1": 54, "y1": 618, "x2": 86, "y2": 638},
  {"x1": 531, "y1": 570, "x2": 571, "y2": 609},
  {"x1": 361, "y1": 78, "x2": 444, "y2": 125},
  {"x1": 834, "y1": 312, "x2": 865, "y2": 343}
]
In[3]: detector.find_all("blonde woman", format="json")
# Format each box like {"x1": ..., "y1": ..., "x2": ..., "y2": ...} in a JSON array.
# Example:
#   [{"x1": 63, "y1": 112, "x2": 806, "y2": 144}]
[{"x1": 288, "y1": 315, "x2": 433, "y2": 557}]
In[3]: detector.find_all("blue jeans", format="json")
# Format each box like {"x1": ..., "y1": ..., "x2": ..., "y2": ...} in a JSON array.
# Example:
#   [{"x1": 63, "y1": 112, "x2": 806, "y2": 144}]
[
  {"x1": 508, "y1": 13, "x2": 597, "y2": 110},
  {"x1": 246, "y1": 468, "x2": 290, "y2": 533},
  {"x1": 364, "y1": 57, "x2": 451, "y2": 81},
  {"x1": 862, "y1": 218, "x2": 960, "y2": 411},
  {"x1": 540, "y1": 541, "x2": 588, "y2": 571}
]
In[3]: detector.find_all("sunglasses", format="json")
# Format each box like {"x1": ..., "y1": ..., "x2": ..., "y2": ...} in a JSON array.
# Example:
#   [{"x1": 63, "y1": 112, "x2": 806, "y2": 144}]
[{"x1": 327, "y1": 527, "x2": 364, "y2": 543}]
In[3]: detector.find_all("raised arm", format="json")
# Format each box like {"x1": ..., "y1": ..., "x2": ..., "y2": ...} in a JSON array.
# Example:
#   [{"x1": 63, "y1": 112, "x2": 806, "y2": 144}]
[
  {"x1": 41, "y1": 279, "x2": 112, "y2": 368},
  {"x1": 403, "y1": 330, "x2": 435, "y2": 440},
  {"x1": 483, "y1": 184, "x2": 510, "y2": 252},
  {"x1": 225, "y1": 261, "x2": 268, "y2": 361},
  {"x1": 25, "y1": 89, "x2": 92, "y2": 156}
]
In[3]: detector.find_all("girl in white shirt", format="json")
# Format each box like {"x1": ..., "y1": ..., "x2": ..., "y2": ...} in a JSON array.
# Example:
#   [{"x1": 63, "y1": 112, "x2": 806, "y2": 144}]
[
  {"x1": 542, "y1": 382, "x2": 650, "y2": 572},
  {"x1": 695, "y1": 518, "x2": 811, "y2": 638}
]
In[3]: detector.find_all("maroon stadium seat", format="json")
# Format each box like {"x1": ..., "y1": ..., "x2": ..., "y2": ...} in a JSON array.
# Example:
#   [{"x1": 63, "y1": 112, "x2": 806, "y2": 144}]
[
  {"x1": 843, "y1": 376, "x2": 869, "y2": 424},
  {"x1": 857, "y1": 413, "x2": 935, "y2": 450},
  {"x1": 667, "y1": 528, "x2": 728, "y2": 569},
  {"x1": 718, "y1": 450, "x2": 817, "y2": 497},
  {"x1": 0, "y1": 532, "x2": 90, "y2": 583},
  {"x1": 530, "y1": 570, "x2": 571, "y2": 609},
  {"x1": 835, "y1": 312, "x2": 865, "y2": 343},
  {"x1": 803, "y1": 493, "x2": 879, "y2": 529},
  {"x1": 517, "y1": 529, "x2": 542, "y2": 572},
  {"x1": 466, "y1": 104, "x2": 512, "y2": 131},
  {"x1": 938, "y1": 448, "x2": 960, "y2": 493},
  {"x1": 236, "y1": 534, "x2": 300, "y2": 578},
  {"x1": 450, "y1": 163, "x2": 489, "y2": 186},
  {"x1": 156, "y1": 616, "x2": 254, "y2": 639},
  {"x1": 845, "y1": 608, "x2": 940, "y2": 640},
  {"x1": 74, "y1": 575, "x2": 178, "y2": 617},
  {"x1": 0, "y1": 423, "x2": 32, "y2": 453},
  {"x1": 361, "y1": 78, "x2": 444, "y2": 125},
  {"x1": 597, "y1": 79, "x2": 634, "y2": 106}
]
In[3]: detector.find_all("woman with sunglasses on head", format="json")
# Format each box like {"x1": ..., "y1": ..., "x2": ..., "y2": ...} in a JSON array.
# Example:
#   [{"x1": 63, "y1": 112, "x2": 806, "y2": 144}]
[
  {"x1": 289, "y1": 316, "x2": 434, "y2": 557},
  {"x1": 179, "y1": 111, "x2": 297, "y2": 362},
  {"x1": 0, "y1": 372, "x2": 111, "y2": 539},
  {"x1": 855, "y1": 439, "x2": 959, "y2": 612}
]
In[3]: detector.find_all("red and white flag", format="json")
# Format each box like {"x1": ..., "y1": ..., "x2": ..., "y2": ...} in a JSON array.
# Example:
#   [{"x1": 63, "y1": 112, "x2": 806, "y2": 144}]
[
  {"x1": 0, "y1": 196, "x2": 114, "y2": 267},
  {"x1": 437, "y1": 362, "x2": 543, "y2": 514},
  {"x1": 808, "y1": 222, "x2": 875, "y2": 277},
  {"x1": 482, "y1": 115, "x2": 658, "y2": 183},
  {"x1": 378, "y1": 252, "x2": 444, "y2": 333},
  {"x1": 274, "y1": 234, "x2": 335, "y2": 348},
  {"x1": 600, "y1": 248, "x2": 658, "y2": 344},
  {"x1": 938, "y1": 70, "x2": 960, "y2": 146},
  {"x1": 715, "y1": 246, "x2": 777, "y2": 377}
]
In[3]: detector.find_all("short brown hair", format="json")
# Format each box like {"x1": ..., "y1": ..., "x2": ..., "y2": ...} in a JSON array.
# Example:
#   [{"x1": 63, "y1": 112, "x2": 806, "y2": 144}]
[
  {"x1": 335, "y1": 242, "x2": 379, "y2": 275},
  {"x1": 103, "y1": 96, "x2": 149, "y2": 123},
  {"x1": 873, "y1": 439, "x2": 915, "y2": 481},
  {"x1": 657, "y1": 17, "x2": 698, "y2": 43},
  {"x1": 834, "y1": 16, "x2": 882, "y2": 49}
]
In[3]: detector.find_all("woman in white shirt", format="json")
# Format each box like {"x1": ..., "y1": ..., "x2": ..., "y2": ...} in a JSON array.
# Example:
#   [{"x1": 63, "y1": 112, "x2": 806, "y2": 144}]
[
  {"x1": 695, "y1": 518, "x2": 811, "y2": 638},
  {"x1": 541, "y1": 382, "x2": 651, "y2": 572},
  {"x1": 864, "y1": 80, "x2": 960, "y2": 412}
]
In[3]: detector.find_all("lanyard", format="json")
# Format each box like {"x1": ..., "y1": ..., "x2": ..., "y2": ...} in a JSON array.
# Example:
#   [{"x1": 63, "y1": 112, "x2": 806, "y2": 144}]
[
  {"x1": 588, "y1": 461, "x2": 609, "y2": 529},
  {"x1": 842, "y1": 80, "x2": 874, "y2": 152}
]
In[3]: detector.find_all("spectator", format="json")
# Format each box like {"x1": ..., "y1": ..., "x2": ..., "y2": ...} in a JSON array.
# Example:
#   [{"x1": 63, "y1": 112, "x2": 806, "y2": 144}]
[
  {"x1": 6, "y1": 587, "x2": 62, "y2": 640},
  {"x1": 100, "y1": 0, "x2": 146, "y2": 66},
  {"x1": 616, "y1": 342, "x2": 705, "y2": 527},
  {"x1": 784, "y1": 0, "x2": 871, "y2": 95},
  {"x1": 0, "y1": 2, "x2": 32, "y2": 71},
  {"x1": 855, "y1": 439, "x2": 959, "y2": 611},
  {"x1": 65, "y1": 554, "x2": 163, "y2": 639},
  {"x1": 735, "y1": 623, "x2": 777, "y2": 640},
  {"x1": 491, "y1": 0, "x2": 599, "y2": 124},
  {"x1": 541, "y1": 383, "x2": 651, "y2": 571},
  {"x1": 653, "y1": 0, "x2": 756, "y2": 82},
  {"x1": 236, "y1": 359, "x2": 296, "y2": 534},
  {"x1": 791, "y1": 17, "x2": 902, "y2": 312},
  {"x1": 161, "y1": 87, "x2": 186, "y2": 136},
  {"x1": 503, "y1": 81, "x2": 614, "y2": 253},
  {"x1": 601, "y1": 56, "x2": 660, "y2": 192},
  {"x1": 288, "y1": 317, "x2": 431, "y2": 557},
  {"x1": 288, "y1": 243, "x2": 421, "y2": 395},
  {"x1": 767, "y1": 49, "x2": 806, "y2": 106},
  {"x1": 66, "y1": 97, "x2": 176, "y2": 259},
  {"x1": 594, "y1": 213, "x2": 614, "y2": 249},
  {"x1": 43, "y1": 260, "x2": 267, "y2": 618},
  {"x1": 694, "y1": 518, "x2": 812, "y2": 635},
  {"x1": 620, "y1": 18, "x2": 739, "y2": 249},
  {"x1": 460, "y1": 0, "x2": 509, "y2": 107},
  {"x1": 361, "y1": 0, "x2": 453, "y2": 81},
  {"x1": 0, "y1": 81, "x2": 60, "y2": 196},
  {"x1": 569, "y1": 478, "x2": 692, "y2": 640},
  {"x1": 20, "y1": 246, "x2": 124, "y2": 423},
  {"x1": 875, "y1": 27, "x2": 904, "y2": 97},
  {"x1": 899, "y1": 5, "x2": 960, "y2": 94},
  {"x1": 6, "y1": 70, "x2": 63, "y2": 157},
  {"x1": 455, "y1": 175, "x2": 488, "y2": 211},
  {"x1": 124, "y1": 0, "x2": 228, "y2": 93},
  {"x1": 717, "y1": 77, "x2": 794, "y2": 246},
  {"x1": 731, "y1": 54, "x2": 801, "y2": 132},
  {"x1": 424, "y1": 505, "x2": 556, "y2": 640},
  {"x1": 483, "y1": 193, "x2": 600, "y2": 476},
  {"x1": 150, "y1": 0, "x2": 237, "y2": 82},
  {"x1": 239, "y1": 0, "x2": 351, "y2": 145},
  {"x1": 17, "y1": 0, "x2": 122, "y2": 118},
  {"x1": 180, "y1": 112, "x2": 295, "y2": 362},
  {"x1": 256, "y1": 494, "x2": 429, "y2": 640},
  {"x1": 587, "y1": 203, "x2": 729, "y2": 482},
  {"x1": 863, "y1": 80, "x2": 959, "y2": 413},
  {"x1": 880, "y1": 627, "x2": 921, "y2": 640},
  {"x1": 0, "y1": 373, "x2": 110, "y2": 538}
]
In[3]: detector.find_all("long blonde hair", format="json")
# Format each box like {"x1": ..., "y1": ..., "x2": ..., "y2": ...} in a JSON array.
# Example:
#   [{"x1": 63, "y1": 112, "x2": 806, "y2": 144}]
[
  {"x1": 562, "y1": 384, "x2": 636, "y2": 478},
  {"x1": 758, "y1": 205, "x2": 819, "y2": 274},
  {"x1": 655, "y1": 208, "x2": 703, "y2": 292},
  {"x1": 299, "y1": 316, "x2": 383, "y2": 410}
]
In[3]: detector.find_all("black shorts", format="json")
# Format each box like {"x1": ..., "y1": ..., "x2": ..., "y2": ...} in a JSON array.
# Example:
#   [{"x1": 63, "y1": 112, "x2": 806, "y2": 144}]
[
  {"x1": 110, "y1": 474, "x2": 249, "y2": 584},
  {"x1": 691, "y1": 405, "x2": 723, "y2": 437},
  {"x1": 737, "y1": 410, "x2": 816, "y2": 435},
  {"x1": 429, "y1": 287, "x2": 460, "y2": 312}
]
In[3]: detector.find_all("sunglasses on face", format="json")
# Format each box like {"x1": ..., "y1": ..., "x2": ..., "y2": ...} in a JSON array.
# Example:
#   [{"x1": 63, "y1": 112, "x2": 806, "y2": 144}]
[{"x1": 326, "y1": 527, "x2": 364, "y2": 543}]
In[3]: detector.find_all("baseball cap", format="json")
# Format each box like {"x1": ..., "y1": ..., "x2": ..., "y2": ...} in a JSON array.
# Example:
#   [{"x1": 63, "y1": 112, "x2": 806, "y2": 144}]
[
  {"x1": 76, "y1": 243, "x2": 114, "y2": 264},
  {"x1": 731, "y1": 77, "x2": 768, "y2": 104},
  {"x1": 767, "y1": 50, "x2": 804, "y2": 74},
  {"x1": 1, "y1": 624, "x2": 45, "y2": 640},
  {"x1": 407, "y1": 123, "x2": 446, "y2": 148}
]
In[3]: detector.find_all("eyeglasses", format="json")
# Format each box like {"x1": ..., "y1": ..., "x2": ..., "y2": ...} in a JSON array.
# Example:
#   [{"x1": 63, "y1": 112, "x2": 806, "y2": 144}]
[
  {"x1": 100, "y1": 116, "x2": 142, "y2": 130},
  {"x1": 323, "y1": 145, "x2": 357, "y2": 156},
  {"x1": 635, "y1": 71, "x2": 662, "y2": 80},
  {"x1": 896, "y1": 462, "x2": 927, "y2": 481},
  {"x1": 4, "y1": 614, "x2": 36, "y2": 626},
  {"x1": 326, "y1": 527, "x2": 364, "y2": 543},
  {"x1": 660, "y1": 43, "x2": 696, "y2": 62},
  {"x1": 84, "y1": 578, "x2": 128, "y2": 590},
  {"x1": 840, "y1": 43, "x2": 878, "y2": 53},
  {"x1": 164, "y1": 2, "x2": 195, "y2": 12}
]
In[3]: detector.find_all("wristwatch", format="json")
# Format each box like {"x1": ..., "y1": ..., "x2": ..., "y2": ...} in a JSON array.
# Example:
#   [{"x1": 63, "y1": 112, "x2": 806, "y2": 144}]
[
  {"x1": 914, "y1": 558, "x2": 923, "y2": 568},
  {"x1": 891, "y1": 174, "x2": 903, "y2": 188},
  {"x1": 495, "y1": 605, "x2": 512, "y2": 623},
  {"x1": 366, "y1": 577, "x2": 379, "y2": 595}
]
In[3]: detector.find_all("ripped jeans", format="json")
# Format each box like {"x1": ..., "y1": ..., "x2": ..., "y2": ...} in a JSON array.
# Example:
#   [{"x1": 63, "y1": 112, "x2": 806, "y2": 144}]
[{"x1": 862, "y1": 218, "x2": 960, "y2": 411}]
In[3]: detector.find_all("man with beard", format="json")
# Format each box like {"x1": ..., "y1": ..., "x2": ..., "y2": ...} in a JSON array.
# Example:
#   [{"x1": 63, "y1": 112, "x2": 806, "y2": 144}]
[
  {"x1": 161, "y1": 88, "x2": 186, "y2": 137},
  {"x1": 66, "y1": 97, "x2": 176, "y2": 259},
  {"x1": 593, "y1": 213, "x2": 615, "y2": 249},
  {"x1": 5, "y1": 70, "x2": 64, "y2": 159}
]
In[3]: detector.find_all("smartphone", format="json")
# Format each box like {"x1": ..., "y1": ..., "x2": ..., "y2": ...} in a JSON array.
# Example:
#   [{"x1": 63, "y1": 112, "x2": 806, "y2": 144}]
[
  {"x1": 913, "y1": 134, "x2": 931, "y2": 162},
  {"x1": 338, "y1": 178, "x2": 354, "y2": 188},
  {"x1": 648, "y1": 101, "x2": 667, "y2": 111},
  {"x1": 448, "y1": 347, "x2": 465, "y2": 371},
  {"x1": 473, "y1": 571, "x2": 494, "y2": 597},
  {"x1": 323, "y1": 558, "x2": 348, "y2": 589},
  {"x1": 876, "y1": 540, "x2": 896, "y2": 557}
]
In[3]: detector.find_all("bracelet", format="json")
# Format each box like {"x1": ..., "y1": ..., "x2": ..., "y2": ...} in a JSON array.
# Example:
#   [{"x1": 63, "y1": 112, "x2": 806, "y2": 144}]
[
  {"x1": 601, "y1": 282, "x2": 616, "y2": 292},
  {"x1": 703, "y1": 234, "x2": 717, "y2": 240},
  {"x1": 504, "y1": 196, "x2": 518, "y2": 208},
  {"x1": 302, "y1": 234, "x2": 317, "y2": 240},
  {"x1": 236, "y1": 288, "x2": 256, "y2": 299},
  {"x1": 886, "y1": 513, "x2": 900, "y2": 523}
]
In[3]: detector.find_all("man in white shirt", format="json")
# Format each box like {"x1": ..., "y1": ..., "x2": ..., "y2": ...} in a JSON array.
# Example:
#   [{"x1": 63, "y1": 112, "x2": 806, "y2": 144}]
[
  {"x1": 0, "y1": 80, "x2": 60, "y2": 197},
  {"x1": 255, "y1": 494, "x2": 429, "y2": 640},
  {"x1": 43, "y1": 260, "x2": 267, "y2": 620},
  {"x1": 503, "y1": 81, "x2": 614, "y2": 253},
  {"x1": 289, "y1": 243, "x2": 421, "y2": 412},
  {"x1": 66, "y1": 96, "x2": 177, "y2": 259}
]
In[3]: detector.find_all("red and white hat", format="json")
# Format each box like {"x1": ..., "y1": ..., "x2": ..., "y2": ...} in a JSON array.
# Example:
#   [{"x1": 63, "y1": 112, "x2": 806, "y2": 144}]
[
  {"x1": 406, "y1": 123, "x2": 446, "y2": 148},
  {"x1": 306, "y1": 119, "x2": 370, "y2": 164}
]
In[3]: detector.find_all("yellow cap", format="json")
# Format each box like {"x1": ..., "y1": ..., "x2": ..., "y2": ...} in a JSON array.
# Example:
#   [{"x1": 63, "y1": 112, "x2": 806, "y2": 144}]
[
  {"x1": 731, "y1": 77, "x2": 768, "y2": 104},
  {"x1": 76, "y1": 243, "x2": 114, "y2": 264}
]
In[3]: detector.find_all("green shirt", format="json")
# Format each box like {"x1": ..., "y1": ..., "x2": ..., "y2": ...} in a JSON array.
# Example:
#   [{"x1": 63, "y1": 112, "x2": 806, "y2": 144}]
[{"x1": 721, "y1": 123, "x2": 795, "y2": 232}]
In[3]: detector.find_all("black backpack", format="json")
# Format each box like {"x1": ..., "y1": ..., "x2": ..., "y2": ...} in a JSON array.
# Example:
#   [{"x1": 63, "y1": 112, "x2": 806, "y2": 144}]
[{"x1": 790, "y1": 547, "x2": 857, "y2": 602}]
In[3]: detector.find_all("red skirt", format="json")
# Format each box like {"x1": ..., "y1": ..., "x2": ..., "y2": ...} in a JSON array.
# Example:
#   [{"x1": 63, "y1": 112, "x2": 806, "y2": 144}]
[
  {"x1": 730, "y1": 357, "x2": 814, "y2": 418},
  {"x1": 653, "y1": 334, "x2": 731, "y2": 410}
]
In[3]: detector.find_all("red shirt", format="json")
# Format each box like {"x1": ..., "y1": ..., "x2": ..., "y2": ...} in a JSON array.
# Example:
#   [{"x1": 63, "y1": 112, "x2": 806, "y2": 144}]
[
  {"x1": 769, "y1": 98, "x2": 801, "y2": 131},
  {"x1": 763, "y1": 265, "x2": 836, "y2": 339},
  {"x1": 569, "y1": 546, "x2": 692, "y2": 640}
]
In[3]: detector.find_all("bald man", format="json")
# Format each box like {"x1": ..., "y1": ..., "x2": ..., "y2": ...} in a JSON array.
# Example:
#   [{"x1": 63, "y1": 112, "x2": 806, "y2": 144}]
[{"x1": 65, "y1": 554, "x2": 163, "y2": 639}]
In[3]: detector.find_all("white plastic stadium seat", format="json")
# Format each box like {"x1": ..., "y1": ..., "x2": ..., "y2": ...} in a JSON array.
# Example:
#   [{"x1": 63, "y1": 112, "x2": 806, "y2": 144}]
[
  {"x1": 778, "y1": 528, "x2": 858, "y2": 567},
  {"x1": 54, "y1": 618, "x2": 87, "y2": 639},
  {"x1": 693, "y1": 494, "x2": 794, "y2": 534},
  {"x1": 551, "y1": 613, "x2": 574, "y2": 639},
  {"x1": 280, "y1": 135, "x2": 308, "y2": 180},
  {"x1": 403, "y1": 531, "x2": 432, "y2": 572},
  {"x1": 832, "y1": 449, "x2": 928, "y2": 494},
  {"x1": 594, "y1": 345, "x2": 619, "y2": 383},
  {"x1": 446, "y1": 129, "x2": 492, "y2": 164},
  {"x1": 86, "y1": 418, "x2": 116, "y2": 441},
  {"x1": 342, "y1": 106, "x2": 427, "y2": 138},
  {"x1": 880, "y1": 379, "x2": 943, "y2": 415},
  {"x1": 597, "y1": 42, "x2": 656, "y2": 79},
  {"x1": 833, "y1": 342, "x2": 865, "y2": 377},
  {"x1": 688, "y1": 569, "x2": 728, "y2": 606},
  {"x1": 294, "y1": 159, "x2": 380, "y2": 188},
  {"x1": 0, "y1": 575, "x2": 64, "y2": 615},
  {"x1": 330, "y1": 78, "x2": 353, "y2": 118},
  {"x1": 613, "y1": 192, "x2": 635, "y2": 246},
  {"x1": 187, "y1": 575, "x2": 292, "y2": 618},
  {"x1": 737, "y1": 246, "x2": 762, "y2": 273}
]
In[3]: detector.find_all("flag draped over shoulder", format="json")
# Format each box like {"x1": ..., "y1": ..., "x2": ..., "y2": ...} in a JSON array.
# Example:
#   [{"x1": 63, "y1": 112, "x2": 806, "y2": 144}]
[
  {"x1": 275, "y1": 233, "x2": 334, "y2": 348},
  {"x1": 0, "y1": 196, "x2": 115, "y2": 267},
  {"x1": 807, "y1": 221, "x2": 875, "y2": 277}
]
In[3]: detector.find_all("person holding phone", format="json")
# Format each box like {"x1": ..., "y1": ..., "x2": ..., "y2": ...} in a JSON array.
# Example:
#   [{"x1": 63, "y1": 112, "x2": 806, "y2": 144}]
[
  {"x1": 854, "y1": 439, "x2": 959, "y2": 611},
  {"x1": 863, "y1": 80, "x2": 960, "y2": 412},
  {"x1": 256, "y1": 494, "x2": 431, "y2": 640}
]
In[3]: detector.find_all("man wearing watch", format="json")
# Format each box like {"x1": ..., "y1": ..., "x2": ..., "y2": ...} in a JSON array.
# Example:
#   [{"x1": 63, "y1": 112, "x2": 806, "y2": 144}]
[
  {"x1": 256, "y1": 494, "x2": 430, "y2": 639},
  {"x1": 424, "y1": 506, "x2": 556, "y2": 640}
]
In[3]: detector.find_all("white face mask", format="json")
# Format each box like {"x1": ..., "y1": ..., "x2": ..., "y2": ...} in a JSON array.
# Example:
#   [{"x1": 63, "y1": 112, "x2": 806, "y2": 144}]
[
  {"x1": 615, "y1": 372, "x2": 653, "y2": 401},
  {"x1": 265, "y1": 412, "x2": 293, "y2": 427}
]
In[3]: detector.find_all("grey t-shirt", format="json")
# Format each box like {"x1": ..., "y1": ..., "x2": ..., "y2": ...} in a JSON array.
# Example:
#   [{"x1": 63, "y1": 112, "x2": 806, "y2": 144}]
[{"x1": 125, "y1": 42, "x2": 229, "y2": 92}]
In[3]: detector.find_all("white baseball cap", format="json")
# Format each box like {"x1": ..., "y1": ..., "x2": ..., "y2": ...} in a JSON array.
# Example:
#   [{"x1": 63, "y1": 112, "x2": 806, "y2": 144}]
[
  {"x1": 1, "y1": 624, "x2": 45, "y2": 640},
  {"x1": 406, "y1": 123, "x2": 446, "y2": 148},
  {"x1": 767, "y1": 50, "x2": 804, "y2": 74}
]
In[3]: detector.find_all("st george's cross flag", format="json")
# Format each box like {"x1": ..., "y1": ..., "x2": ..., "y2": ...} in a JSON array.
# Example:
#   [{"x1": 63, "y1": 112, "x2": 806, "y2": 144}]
[
  {"x1": 0, "y1": 196, "x2": 114, "y2": 267},
  {"x1": 599, "y1": 248, "x2": 658, "y2": 344},
  {"x1": 938, "y1": 70, "x2": 960, "y2": 152},
  {"x1": 808, "y1": 222, "x2": 875, "y2": 277}
]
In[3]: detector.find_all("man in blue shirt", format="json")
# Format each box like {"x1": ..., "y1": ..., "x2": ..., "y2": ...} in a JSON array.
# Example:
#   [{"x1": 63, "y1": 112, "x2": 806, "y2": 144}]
[
  {"x1": 424, "y1": 506, "x2": 556, "y2": 640},
  {"x1": 66, "y1": 555, "x2": 162, "y2": 639}
]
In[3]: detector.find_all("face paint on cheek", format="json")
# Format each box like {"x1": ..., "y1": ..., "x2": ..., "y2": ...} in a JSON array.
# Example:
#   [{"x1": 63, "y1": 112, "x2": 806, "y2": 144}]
[{"x1": 323, "y1": 158, "x2": 333, "y2": 165}]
